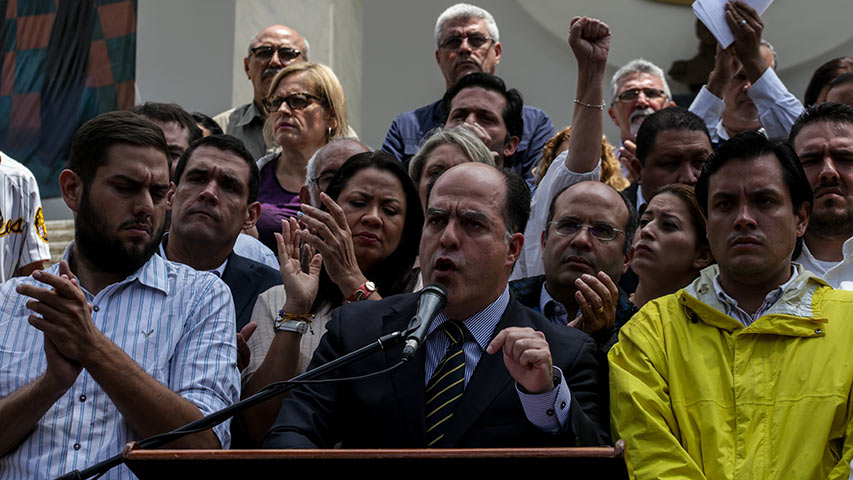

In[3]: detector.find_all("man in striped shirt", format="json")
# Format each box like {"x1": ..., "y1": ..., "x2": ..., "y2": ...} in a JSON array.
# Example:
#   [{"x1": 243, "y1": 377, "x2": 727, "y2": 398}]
[{"x1": 0, "y1": 112, "x2": 239, "y2": 479}]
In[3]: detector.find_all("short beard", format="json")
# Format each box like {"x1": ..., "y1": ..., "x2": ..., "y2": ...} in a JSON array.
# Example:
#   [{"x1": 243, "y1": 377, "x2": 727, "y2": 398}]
[
  {"x1": 75, "y1": 190, "x2": 164, "y2": 277},
  {"x1": 809, "y1": 207, "x2": 853, "y2": 239}
]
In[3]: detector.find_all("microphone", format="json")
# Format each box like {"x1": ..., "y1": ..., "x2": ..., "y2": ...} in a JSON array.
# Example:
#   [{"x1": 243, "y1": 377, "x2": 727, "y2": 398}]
[{"x1": 401, "y1": 283, "x2": 448, "y2": 361}]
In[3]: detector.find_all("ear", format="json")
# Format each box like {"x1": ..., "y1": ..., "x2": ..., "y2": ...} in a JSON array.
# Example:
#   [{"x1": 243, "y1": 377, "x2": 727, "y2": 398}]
[
  {"x1": 667, "y1": 99, "x2": 676, "y2": 108},
  {"x1": 794, "y1": 201, "x2": 810, "y2": 238},
  {"x1": 244, "y1": 201, "x2": 262, "y2": 230},
  {"x1": 692, "y1": 245, "x2": 714, "y2": 271},
  {"x1": 493, "y1": 42, "x2": 502, "y2": 66},
  {"x1": 540, "y1": 228, "x2": 547, "y2": 258},
  {"x1": 243, "y1": 56, "x2": 251, "y2": 79},
  {"x1": 505, "y1": 232, "x2": 524, "y2": 269},
  {"x1": 608, "y1": 106, "x2": 618, "y2": 125},
  {"x1": 631, "y1": 157, "x2": 644, "y2": 185},
  {"x1": 435, "y1": 48, "x2": 441, "y2": 67},
  {"x1": 59, "y1": 169, "x2": 83, "y2": 214},
  {"x1": 299, "y1": 185, "x2": 311, "y2": 204},
  {"x1": 165, "y1": 182, "x2": 176, "y2": 210},
  {"x1": 502, "y1": 136, "x2": 520, "y2": 158},
  {"x1": 622, "y1": 247, "x2": 634, "y2": 275}
]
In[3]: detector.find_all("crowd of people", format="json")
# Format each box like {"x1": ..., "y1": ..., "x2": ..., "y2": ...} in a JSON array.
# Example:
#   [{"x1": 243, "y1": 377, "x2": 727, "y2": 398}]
[{"x1": 2, "y1": 1, "x2": 853, "y2": 479}]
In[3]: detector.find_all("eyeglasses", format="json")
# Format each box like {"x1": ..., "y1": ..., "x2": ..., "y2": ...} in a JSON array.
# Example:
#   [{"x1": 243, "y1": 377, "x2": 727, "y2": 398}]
[
  {"x1": 250, "y1": 45, "x2": 302, "y2": 62},
  {"x1": 311, "y1": 172, "x2": 337, "y2": 192},
  {"x1": 614, "y1": 87, "x2": 667, "y2": 103},
  {"x1": 549, "y1": 218, "x2": 624, "y2": 241},
  {"x1": 439, "y1": 34, "x2": 493, "y2": 51},
  {"x1": 262, "y1": 93, "x2": 325, "y2": 114}
]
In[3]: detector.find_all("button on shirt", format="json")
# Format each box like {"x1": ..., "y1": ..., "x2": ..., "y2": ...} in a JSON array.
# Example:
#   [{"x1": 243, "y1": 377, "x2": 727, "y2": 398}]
[
  {"x1": 0, "y1": 244, "x2": 240, "y2": 479},
  {"x1": 424, "y1": 287, "x2": 572, "y2": 433}
]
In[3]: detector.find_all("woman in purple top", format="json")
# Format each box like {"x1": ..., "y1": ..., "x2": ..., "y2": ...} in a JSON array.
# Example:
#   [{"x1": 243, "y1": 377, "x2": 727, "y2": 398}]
[{"x1": 255, "y1": 62, "x2": 350, "y2": 250}]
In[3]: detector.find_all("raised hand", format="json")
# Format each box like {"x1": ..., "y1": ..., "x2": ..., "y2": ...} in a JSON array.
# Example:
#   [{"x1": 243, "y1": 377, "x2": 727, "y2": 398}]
[
  {"x1": 486, "y1": 327, "x2": 555, "y2": 394},
  {"x1": 298, "y1": 193, "x2": 368, "y2": 296},
  {"x1": 568, "y1": 16, "x2": 610, "y2": 67},
  {"x1": 724, "y1": 0, "x2": 768, "y2": 79},
  {"x1": 569, "y1": 272, "x2": 618, "y2": 334},
  {"x1": 276, "y1": 217, "x2": 322, "y2": 313},
  {"x1": 707, "y1": 44, "x2": 736, "y2": 98}
]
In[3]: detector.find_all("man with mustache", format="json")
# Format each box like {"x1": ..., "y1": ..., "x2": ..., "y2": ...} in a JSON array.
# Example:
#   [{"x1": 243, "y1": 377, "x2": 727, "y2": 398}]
[
  {"x1": 610, "y1": 131, "x2": 853, "y2": 479},
  {"x1": 790, "y1": 102, "x2": 853, "y2": 289},
  {"x1": 0, "y1": 112, "x2": 240, "y2": 478},
  {"x1": 381, "y1": 3, "x2": 554, "y2": 187},
  {"x1": 264, "y1": 162, "x2": 607, "y2": 449},
  {"x1": 162, "y1": 134, "x2": 281, "y2": 349},
  {"x1": 688, "y1": 1, "x2": 803, "y2": 146},
  {"x1": 215, "y1": 25, "x2": 309, "y2": 160},
  {"x1": 607, "y1": 59, "x2": 676, "y2": 211}
]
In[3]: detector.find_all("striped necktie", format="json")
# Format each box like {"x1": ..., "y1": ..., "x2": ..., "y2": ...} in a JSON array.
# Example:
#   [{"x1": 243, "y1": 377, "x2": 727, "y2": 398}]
[{"x1": 425, "y1": 320, "x2": 468, "y2": 447}]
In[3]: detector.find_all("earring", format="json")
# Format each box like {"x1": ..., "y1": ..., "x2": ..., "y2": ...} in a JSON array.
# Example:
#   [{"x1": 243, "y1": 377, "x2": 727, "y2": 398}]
[{"x1": 327, "y1": 126, "x2": 333, "y2": 137}]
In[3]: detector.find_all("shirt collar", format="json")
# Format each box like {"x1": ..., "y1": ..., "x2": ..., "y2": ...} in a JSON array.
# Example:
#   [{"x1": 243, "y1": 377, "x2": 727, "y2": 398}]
[
  {"x1": 234, "y1": 101, "x2": 267, "y2": 128},
  {"x1": 712, "y1": 267, "x2": 797, "y2": 324},
  {"x1": 61, "y1": 241, "x2": 171, "y2": 295},
  {"x1": 539, "y1": 282, "x2": 569, "y2": 325},
  {"x1": 427, "y1": 286, "x2": 510, "y2": 352},
  {"x1": 158, "y1": 232, "x2": 228, "y2": 277}
]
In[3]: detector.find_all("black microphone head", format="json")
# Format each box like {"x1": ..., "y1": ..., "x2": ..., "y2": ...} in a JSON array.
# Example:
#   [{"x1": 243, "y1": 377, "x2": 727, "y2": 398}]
[{"x1": 421, "y1": 283, "x2": 448, "y2": 308}]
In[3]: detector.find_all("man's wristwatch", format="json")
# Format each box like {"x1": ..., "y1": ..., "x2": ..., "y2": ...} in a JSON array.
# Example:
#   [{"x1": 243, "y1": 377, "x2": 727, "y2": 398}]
[{"x1": 345, "y1": 281, "x2": 376, "y2": 303}]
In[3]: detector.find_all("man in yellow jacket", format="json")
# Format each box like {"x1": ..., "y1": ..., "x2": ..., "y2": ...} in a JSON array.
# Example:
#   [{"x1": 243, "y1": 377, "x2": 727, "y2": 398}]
[{"x1": 610, "y1": 130, "x2": 853, "y2": 480}]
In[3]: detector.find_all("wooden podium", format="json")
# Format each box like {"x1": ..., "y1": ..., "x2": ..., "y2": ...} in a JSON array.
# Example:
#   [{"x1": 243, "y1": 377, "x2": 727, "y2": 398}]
[{"x1": 123, "y1": 441, "x2": 627, "y2": 478}]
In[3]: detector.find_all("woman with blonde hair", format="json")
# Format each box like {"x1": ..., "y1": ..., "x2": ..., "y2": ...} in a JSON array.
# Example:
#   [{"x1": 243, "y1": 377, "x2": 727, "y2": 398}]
[{"x1": 255, "y1": 61, "x2": 350, "y2": 250}]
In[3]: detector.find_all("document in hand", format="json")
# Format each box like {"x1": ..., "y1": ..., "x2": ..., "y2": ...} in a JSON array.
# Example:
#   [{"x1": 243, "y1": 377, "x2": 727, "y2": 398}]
[{"x1": 692, "y1": 0, "x2": 773, "y2": 49}]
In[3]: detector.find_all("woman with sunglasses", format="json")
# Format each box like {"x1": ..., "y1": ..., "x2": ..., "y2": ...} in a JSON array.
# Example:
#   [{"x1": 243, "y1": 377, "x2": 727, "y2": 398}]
[{"x1": 254, "y1": 62, "x2": 350, "y2": 251}]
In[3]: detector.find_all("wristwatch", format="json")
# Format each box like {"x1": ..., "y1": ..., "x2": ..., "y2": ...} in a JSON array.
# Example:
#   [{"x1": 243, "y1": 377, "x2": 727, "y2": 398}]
[{"x1": 345, "y1": 281, "x2": 376, "y2": 303}]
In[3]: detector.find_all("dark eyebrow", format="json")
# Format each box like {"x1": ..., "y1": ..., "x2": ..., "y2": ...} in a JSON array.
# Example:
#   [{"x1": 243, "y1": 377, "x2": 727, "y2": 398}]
[
  {"x1": 426, "y1": 207, "x2": 449, "y2": 217},
  {"x1": 457, "y1": 209, "x2": 491, "y2": 225}
]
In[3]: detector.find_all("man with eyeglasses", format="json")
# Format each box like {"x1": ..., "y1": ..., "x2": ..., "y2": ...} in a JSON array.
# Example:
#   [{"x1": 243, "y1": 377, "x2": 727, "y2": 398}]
[
  {"x1": 688, "y1": 1, "x2": 802, "y2": 146},
  {"x1": 300, "y1": 138, "x2": 370, "y2": 208},
  {"x1": 381, "y1": 3, "x2": 554, "y2": 188},
  {"x1": 511, "y1": 181, "x2": 637, "y2": 381},
  {"x1": 215, "y1": 25, "x2": 308, "y2": 160}
]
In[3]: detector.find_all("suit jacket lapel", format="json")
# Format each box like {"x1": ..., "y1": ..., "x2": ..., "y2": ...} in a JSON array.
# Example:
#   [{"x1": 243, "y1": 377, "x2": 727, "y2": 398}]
[
  {"x1": 221, "y1": 254, "x2": 255, "y2": 328},
  {"x1": 383, "y1": 296, "x2": 427, "y2": 445},
  {"x1": 440, "y1": 298, "x2": 527, "y2": 446}
]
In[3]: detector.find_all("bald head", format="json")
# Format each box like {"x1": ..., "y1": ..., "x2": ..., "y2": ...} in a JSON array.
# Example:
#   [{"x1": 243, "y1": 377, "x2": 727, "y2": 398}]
[{"x1": 244, "y1": 25, "x2": 309, "y2": 104}]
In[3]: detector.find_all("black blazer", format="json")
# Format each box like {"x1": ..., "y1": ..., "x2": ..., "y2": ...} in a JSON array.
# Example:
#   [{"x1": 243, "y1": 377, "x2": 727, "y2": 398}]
[
  {"x1": 221, "y1": 252, "x2": 281, "y2": 331},
  {"x1": 263, "y1": 291, "x2": 608, "y2": 449}
]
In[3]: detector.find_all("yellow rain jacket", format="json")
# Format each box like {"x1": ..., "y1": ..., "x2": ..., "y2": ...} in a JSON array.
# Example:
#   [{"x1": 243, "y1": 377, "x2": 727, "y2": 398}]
[{"x1": 610, "y1": 264, "x2": 853, "y2": 480}]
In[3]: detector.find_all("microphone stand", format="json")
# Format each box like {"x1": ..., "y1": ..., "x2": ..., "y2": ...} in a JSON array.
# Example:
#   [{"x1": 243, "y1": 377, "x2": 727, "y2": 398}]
[{"x1": 56, "y1": 330, "x2": 407, "y2": 480}]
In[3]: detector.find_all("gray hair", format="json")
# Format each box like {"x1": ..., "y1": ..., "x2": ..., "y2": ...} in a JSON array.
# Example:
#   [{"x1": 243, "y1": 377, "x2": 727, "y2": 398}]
[
  {"x1": 434, "y1": 3, "x2": 499, "y2": 47},
  {"x1": 306, "y1": 138, "x2": 371, "y2": 205},
  {"x1": 610, "y1": 58, "x2": 672, "y2": 104},
  {"x1": 409, "y1": 126, "x2": 496, "y2": 185},
  {"x1": 760, "y1": 39, "x2": 777, "y2": 69}
]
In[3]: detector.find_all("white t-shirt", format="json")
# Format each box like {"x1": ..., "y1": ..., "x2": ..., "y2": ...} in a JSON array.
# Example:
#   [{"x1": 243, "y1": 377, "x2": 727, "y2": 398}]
[{"x1": 0, "y1": 151, "x2": 50, "y2": 282}]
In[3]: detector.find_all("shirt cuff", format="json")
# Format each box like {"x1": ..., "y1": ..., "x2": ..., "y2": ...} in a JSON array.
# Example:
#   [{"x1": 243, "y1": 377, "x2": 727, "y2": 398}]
[{"x1": 516, "y1": 366, "x2": 571, "y2": 433}]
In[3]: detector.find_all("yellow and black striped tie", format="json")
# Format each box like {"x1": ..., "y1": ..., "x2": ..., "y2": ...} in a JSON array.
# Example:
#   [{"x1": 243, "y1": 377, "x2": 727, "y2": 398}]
[{"x1": 425, "y1": 320, "x2": 467, "y2": 447}]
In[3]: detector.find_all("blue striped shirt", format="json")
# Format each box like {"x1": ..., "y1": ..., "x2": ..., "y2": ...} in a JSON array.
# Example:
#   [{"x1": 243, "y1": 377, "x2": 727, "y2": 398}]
[
  {"x1": 0, "y1": 246, "x2": 240, "y2": 479},
  {"x1": 423, "y1": 286, "x2": 571, "y2": 432}
]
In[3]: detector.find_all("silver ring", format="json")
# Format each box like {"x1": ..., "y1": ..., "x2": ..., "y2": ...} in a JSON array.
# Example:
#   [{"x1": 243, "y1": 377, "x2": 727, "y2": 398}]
[{"x1": 739, "y1": 19, "x2": 747, "y2": 27}]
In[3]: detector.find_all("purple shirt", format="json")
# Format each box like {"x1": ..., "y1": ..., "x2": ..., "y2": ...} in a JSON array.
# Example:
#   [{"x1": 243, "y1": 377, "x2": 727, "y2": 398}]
[{"x1": 257, "y1": 156, "x2": 302, "y2": 250}]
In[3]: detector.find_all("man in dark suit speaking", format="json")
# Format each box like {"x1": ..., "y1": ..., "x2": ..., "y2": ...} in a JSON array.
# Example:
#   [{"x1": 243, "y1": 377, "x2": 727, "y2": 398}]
[{"x1": 263, "y1": 163, "x2": 607, "y2": 448}]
